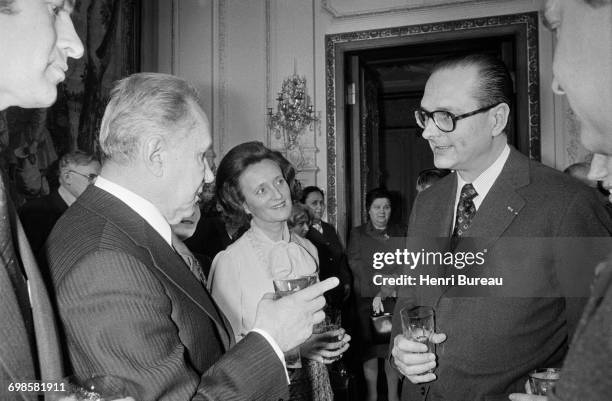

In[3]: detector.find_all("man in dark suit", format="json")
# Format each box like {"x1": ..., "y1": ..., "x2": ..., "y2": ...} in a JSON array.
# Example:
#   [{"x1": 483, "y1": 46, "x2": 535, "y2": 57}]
[
  {"x1": 510, "y1": 1, "x2": 612, "y2": 400},
  {"x1": 19, "y1": 150, "x2": 100, "y2": 260},
  {"x1": 0, "y1": 1, "x2": 84, "y2": 400},
  {"x1": 389, "y1": 54, "x2": 612, "y2": 400},
  {"x1": 47, "y1": 73, "x2": 338, "y2": 401}
]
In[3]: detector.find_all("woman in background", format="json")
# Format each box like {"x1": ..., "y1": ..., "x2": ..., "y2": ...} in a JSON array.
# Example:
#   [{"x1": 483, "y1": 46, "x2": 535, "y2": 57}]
[
  {"x1": 208, "y1": 141, "x2": 350, "y2": 401},
  {"x1": 300, "y1": 186, "x2": 352, "y2": 308},
  {"x1": 347, "y1": 188, "x2": 404, "y2": 401},
  {"x1": 288, "y1": 203, "x2": 313, "y2": 239}
]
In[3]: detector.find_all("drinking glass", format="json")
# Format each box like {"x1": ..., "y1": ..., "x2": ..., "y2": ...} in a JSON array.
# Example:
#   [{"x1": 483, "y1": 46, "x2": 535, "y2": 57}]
[
  {"x1": 53, "y1": 375, "x2": 142, "y2": 401},
  {"x1": 400, "y1": 306, "x2": 435, "y2": 371},
  {"x1": 273, "y1": 274, "x2": 318, "y2": 368},
  {"x1": 313, "y1": 305, "x2": 344, "y2": 362},
  {"x1": 529, "y1": 368, "x2": 561, "y2": 395}
]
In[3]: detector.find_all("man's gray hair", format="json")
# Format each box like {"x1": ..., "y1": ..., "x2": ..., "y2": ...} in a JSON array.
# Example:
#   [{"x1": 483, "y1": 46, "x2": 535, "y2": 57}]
[{"x1": 99, "y1": 73, "x2": 200, "y2": 164}]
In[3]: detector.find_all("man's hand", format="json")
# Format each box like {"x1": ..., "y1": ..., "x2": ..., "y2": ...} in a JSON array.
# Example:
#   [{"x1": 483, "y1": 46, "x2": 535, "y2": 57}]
[
  {"x1": 254, "y1": 277, "x2": 339, "y2": 351},
  {"x1": 391, "y1": 332, "x2": 446, "y2": 384},
  {"x1": 508, "y1": 379, "x2": 547, "y2": 401}
]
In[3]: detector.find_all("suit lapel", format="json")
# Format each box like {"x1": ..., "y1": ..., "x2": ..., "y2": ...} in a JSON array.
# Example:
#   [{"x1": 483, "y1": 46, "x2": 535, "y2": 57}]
[
  {"x1": 460, "y1": 148, "x2": 529, "y2": 248},
  {"x1": 81, "y1": 187, "x2": 233, "y2": 352},
  {"x1": 14, "y1": 217, "x2": 64, "y2": 387},
  {"x1": 439, "y1": 148, "x2": 530, "y2": 300},
  {"x1": 0, "y1": 260, "x2": 33, "y2": 401},
  {"x1": 143, "y1": 227, "x2": 233, "y2": 351},
  {"x1": 409, "y1": 173, "x2": 456, "y2": 239},
  {"x1": 4, "y1": 188, "x2": 63, "y2": 396}
]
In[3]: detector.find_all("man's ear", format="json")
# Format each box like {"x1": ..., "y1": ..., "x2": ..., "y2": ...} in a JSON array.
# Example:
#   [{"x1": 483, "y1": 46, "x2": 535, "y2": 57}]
[
  {"x1": 490, "y1": 102, "x2": 510, "y2": 137},
  {"x1": 142, "y1": 135, "x2": 165, "y2": 177}
]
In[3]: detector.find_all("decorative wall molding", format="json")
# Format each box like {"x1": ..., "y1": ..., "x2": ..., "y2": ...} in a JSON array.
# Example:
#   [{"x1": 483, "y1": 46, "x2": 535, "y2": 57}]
[
  {"x1": 325, "y1": 12, "x2": 540, "y2": 227},
  {"x1": 565, "y1": 106, "x2": 591, "y2": 164},
  {"x1": 321, "y1": 0, "x2": 508, "y2": 19},
  {"x1": 213, "y1": 0, "x2": 228, "y2": 157},
  {"x1": 265, "y1": 0, "x2": 272, "y2": 147}
]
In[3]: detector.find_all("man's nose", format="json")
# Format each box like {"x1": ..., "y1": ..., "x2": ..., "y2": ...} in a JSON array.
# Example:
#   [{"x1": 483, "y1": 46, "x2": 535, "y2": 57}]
[
  {"x1": 588, "y1": 154, "x2": 610, "y2": 182},
  {"x1": 57, "y1": 16, "x2": 85, "y2": 60},
  {"x1": 203, "y1": 159, "x2": 215, "y2": 184},
  {"x1": 551, "y1": 76, "x2": 565, "y2": 96},
  {"x1": 421, "y1": 118, "x2": 441, "y2": 140}
]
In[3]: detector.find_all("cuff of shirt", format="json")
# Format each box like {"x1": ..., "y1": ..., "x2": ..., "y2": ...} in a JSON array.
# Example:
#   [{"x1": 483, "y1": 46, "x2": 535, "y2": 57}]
[{"x1": 251, "y1": 328, "x2": 290, "y2": 383}]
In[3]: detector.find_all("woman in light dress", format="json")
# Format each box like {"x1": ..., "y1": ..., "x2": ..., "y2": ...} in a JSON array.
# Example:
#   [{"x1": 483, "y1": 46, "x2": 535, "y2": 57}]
[{"x1": 208, "y1": 141, "x2": 350, "y2": 401}]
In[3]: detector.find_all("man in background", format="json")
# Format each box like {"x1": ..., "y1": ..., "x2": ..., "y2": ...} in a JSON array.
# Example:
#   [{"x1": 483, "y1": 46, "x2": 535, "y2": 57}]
[
  {"x1": 509, "y1": 0, "x2": 612, "y2": 400},
  {"x1": 19, "y1": 150, "x2": 100, "y2": 257},
  {"x1": 0, "y1": 1, "x2": 84, "y2": 400}
]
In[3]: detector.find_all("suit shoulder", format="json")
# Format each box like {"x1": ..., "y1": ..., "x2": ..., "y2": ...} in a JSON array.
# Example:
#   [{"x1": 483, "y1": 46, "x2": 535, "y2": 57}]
[{"x1": 528, "y1": 160, "x2": 599, "y2": 198}]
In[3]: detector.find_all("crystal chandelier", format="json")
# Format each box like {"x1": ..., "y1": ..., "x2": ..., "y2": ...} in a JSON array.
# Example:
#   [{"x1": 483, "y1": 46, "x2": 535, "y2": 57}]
[{"x1": 267, "y1": 74, "x2": 318, "y2": 151}]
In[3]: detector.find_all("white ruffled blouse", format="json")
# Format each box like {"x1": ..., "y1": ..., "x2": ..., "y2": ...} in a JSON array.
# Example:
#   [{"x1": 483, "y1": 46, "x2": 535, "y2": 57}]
[{"x1": 208, "y1": 221, "x2": 319, "y2": 342}]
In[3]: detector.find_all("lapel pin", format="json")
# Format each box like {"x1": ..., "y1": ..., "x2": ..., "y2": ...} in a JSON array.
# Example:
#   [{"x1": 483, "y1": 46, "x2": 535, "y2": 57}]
[{"x1": 507, "y1": 206, "x2": 519, "y2": 215}]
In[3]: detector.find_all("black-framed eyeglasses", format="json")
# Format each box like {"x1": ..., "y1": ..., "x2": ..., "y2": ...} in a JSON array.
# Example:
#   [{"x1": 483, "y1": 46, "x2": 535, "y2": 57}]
[
  {"x1": 69, "y1": 170, "x2": 98, "y2": 183},
  {"x1": 414, "y1": 103, "x2": 501, "y2": 133}
]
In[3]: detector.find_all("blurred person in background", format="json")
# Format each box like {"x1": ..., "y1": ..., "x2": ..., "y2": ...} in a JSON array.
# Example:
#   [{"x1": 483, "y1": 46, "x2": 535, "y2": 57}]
[{"x1": 348, "y1": 188, "x2": 405, "y2": 401}]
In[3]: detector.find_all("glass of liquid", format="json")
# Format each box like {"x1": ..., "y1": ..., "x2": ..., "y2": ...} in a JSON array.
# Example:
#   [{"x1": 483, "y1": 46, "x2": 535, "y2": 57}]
[{"x1": 400, "y1": 306, "x2": 435, "y2": 371}]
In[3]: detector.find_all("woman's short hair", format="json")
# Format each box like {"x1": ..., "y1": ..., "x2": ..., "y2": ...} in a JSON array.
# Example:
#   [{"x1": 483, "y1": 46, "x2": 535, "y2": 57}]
[
  {"x1": 215, "y1": 141, "x2": 297, "y2": 221},
  {"x1": 300, "y1": 185, "x2": 324, "y2": 204},
  {"x1": 365, "y1": 187, "x2": 392, "y2": 211},
  {"x1": 287, "y1": 203, "x2": 313, "y2": 229}
]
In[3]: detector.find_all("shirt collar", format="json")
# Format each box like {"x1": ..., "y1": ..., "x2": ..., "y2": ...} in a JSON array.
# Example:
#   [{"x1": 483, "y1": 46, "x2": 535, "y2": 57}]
[
  {"x1": 95, "y1": 176, "x2": 172, "y2": 245},
  {"x1": 456, "y1": 144, "x2": 510, "y2": 210},
  {"x1": 58, "y1": 184, "x2": 77, "y2": 206}
]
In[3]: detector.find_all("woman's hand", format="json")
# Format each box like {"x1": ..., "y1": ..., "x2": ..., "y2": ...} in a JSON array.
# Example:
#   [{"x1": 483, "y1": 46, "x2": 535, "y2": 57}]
[
  {"x1": 372, "y1": 295, "x2": 384, "y2": 314},
  {"x1": 301, "y1": 329, "x2": 351, "y2": 364}
]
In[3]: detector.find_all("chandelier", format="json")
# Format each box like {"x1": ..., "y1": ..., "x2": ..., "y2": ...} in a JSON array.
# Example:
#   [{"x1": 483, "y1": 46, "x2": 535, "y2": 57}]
[{"x1": 267, "y1": 74, "x2": 318, "y2": 152}]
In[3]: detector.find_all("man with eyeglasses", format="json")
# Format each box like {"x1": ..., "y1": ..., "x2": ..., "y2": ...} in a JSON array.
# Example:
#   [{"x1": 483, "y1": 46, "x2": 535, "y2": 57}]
[
  {"x1": 389, "y1": 53, "x2": 612, "y2": 400},
  {"x1": 19, "y1": 150, "x2": 100, "y2": 264}
]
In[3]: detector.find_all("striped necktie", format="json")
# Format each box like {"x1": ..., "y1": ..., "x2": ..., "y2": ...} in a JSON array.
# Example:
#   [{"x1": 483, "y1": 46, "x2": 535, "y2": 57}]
[{"x1": 172, "y1": 233, "x2": 207, "y2": 287}]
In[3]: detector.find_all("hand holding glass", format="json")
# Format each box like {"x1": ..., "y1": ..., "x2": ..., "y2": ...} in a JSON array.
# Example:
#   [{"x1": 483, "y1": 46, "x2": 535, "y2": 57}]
[
  {"x1": 400, "y1": 306, "x2": 435, "y2": 371},
  {"x1": 273, "y1": 274, "x2": 318, "y2": 368},
  {"x1": 313, "y1": 305, "x2": 345, "y2": 362}
]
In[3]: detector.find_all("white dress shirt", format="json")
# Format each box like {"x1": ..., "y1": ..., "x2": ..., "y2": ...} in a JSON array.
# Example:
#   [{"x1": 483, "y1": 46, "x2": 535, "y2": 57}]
[{"x1": 452, "y1": 144, "x2": 511, "y2": 230}]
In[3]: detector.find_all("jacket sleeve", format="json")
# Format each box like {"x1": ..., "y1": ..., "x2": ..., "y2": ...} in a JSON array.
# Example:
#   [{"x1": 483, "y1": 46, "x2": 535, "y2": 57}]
[{"x1": 56, "y1": 250, "x2": 288, "y2": 401}]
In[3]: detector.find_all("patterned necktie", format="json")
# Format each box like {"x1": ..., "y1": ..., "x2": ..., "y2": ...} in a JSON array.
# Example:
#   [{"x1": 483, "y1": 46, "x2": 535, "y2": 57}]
[
  {"x1": 0, "y1": 176, "x2": 36, "y2": 345},
  {"x1": 172, "y1": 234, "x2": 207, "y2": 287},
  {"x1": 451, "y1": 183, "x2": 478, "y2": 249}
]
